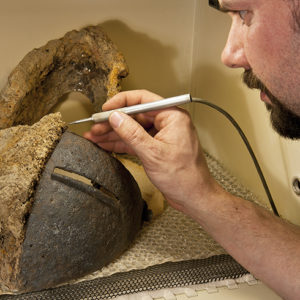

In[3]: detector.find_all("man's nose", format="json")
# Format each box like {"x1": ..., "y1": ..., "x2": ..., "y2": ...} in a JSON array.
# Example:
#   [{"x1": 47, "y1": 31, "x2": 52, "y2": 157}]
[{"x1": 221, "y1": 22, "x2": 249, "y2": 69}]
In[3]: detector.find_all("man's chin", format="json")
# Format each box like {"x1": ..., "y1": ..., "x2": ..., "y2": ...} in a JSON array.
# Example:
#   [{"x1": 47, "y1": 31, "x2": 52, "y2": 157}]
[
  {"x1": 242, "y1": 70, "x2": 300, "y2": 139},
  {"x1": 268, "y1": 104, "x2": 300, "y2": 140}
]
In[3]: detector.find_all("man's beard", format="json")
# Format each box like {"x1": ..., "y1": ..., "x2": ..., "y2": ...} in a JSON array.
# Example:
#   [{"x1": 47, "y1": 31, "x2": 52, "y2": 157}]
[{"x1": 243, "y1": 70, "x2": 300, "y2": 139}]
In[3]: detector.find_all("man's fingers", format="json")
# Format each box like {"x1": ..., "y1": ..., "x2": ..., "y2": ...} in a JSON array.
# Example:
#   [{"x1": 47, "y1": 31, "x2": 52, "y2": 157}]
[
  {"x1": 96, "y1": 141, "x2": 136, "y2": 155},
  {"x1": 84, "y1": 130, "x2": 120, "y2": 144},
  {"x1": 109, "y1": 111, "x2": 155, "y2": 159},
  {"x1": 102, "y1": 90, "x2": 163, "y2": 111},
  {"x1": 89, "y1": 122, "x2": 112, "y2": 135}
]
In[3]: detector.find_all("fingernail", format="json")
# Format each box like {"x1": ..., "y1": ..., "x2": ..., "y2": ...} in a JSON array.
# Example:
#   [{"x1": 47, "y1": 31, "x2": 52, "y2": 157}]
[{"x1": 110, "y1": 111, "x2": 124, "y2": 128}]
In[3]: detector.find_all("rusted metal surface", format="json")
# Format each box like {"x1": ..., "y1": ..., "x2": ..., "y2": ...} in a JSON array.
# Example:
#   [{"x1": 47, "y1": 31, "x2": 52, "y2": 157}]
[
  {"x1": 18, "y1": 131, "x2": 144, "y2": 292},
  {"x1": 0, "y1": 25, "x2": 128, "y2": 129},
  {"x1": 0, "y1": 25, "x2": 141, "y2": 295},
  {"x1": 0, "y1": 113, "x2": 66, "y2": 294}
]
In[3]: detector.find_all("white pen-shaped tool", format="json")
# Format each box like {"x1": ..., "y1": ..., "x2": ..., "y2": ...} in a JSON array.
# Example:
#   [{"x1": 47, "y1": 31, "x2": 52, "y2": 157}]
[{"x1": 69, "y1": 94, "x2": 192, "y2": 124}]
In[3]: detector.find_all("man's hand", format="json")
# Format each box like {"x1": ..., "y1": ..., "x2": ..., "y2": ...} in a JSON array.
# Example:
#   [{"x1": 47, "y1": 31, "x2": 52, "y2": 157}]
[
  {"x1": 85, "y1": 90, "x2": 300, "y2": 300},
  {"x1": 84, "y1": 90, "x2": 217, "y2": 213},
  {"x1": 84, "y1": 90, "x2": 162, "y2": 155}
]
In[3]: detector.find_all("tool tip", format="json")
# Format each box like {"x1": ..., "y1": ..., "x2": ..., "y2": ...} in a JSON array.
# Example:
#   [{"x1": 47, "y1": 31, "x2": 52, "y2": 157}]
[{"x1": 68, "y1": 117, "x2": 93, "y2": 125}]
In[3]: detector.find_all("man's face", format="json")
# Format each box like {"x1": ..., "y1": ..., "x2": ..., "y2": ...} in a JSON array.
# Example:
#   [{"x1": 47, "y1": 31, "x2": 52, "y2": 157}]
[{"x1": 216, "y1": 0, "x2": 300, "y2": 139}]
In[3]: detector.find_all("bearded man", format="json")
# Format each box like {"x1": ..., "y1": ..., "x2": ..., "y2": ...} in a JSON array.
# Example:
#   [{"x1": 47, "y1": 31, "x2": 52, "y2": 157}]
[{"x1": 85, "y1": 1, "x2": 300, "y2": 299}]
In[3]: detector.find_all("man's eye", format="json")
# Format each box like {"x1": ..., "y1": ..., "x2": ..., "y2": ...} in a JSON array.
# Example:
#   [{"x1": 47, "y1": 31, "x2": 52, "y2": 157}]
[{"x1": 238, "y1": 10, "x2": 248, "y2": 20}]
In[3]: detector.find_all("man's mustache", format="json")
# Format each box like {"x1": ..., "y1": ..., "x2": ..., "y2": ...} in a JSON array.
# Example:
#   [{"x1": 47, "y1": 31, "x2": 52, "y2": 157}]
[
  {"x1": 242, "y1": 70, "x2": 275, "y2": 103},
  {"x1": 243, "y1": 70, "x2": 267, "y2": 92}
]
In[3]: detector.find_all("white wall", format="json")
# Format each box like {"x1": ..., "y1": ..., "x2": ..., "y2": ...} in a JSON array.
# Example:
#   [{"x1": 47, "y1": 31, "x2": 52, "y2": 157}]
[{"x1": 1, "y1": 0, "x2": 299, "y2": 224}]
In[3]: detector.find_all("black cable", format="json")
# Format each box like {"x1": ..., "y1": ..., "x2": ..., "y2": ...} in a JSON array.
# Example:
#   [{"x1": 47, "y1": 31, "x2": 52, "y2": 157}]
[{"x1": 191, "y1": 97, "x2": 279, "y2": 217}]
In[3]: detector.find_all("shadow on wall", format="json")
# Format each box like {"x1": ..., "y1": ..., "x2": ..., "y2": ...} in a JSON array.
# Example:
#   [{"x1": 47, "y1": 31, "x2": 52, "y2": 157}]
[
  {"x1": 100, "y1": 20, "x2": 182, "y2": 96},
  {"x1": 52, "y1": 20, "x2": 182, "y2": 134},
  {"x1": 192, "y1": 63, "x2": 286, "y2": 212}
]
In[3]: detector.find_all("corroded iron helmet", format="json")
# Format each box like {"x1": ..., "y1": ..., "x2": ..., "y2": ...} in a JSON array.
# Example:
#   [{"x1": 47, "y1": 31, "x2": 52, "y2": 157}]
[
  {"x1": 19, "y1": 130, "x2": 144, "y2": 292},
  {"x1": 0, "y1": 25, "x2": 144, "y2": 294}
]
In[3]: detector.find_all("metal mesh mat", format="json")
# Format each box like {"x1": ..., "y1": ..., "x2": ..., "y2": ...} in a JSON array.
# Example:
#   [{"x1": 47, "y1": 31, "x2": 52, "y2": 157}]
[
  {"x1": 0, "y1": 152, "x2": 265, "y2": 299},
  {"x1": 0, "y1": 255, "x2": 248, "y2": 300}
]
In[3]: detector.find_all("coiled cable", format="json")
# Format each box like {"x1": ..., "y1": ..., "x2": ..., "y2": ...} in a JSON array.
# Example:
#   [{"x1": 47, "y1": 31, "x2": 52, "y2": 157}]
[{"x1": 191, "y1": 97, "x2": 279, "y2": 216}]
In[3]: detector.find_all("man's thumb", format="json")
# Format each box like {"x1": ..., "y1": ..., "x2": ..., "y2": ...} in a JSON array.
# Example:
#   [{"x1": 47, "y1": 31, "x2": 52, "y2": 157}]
[{"x1": 109, "y1": 111, "x2": 153, "y2": 156}]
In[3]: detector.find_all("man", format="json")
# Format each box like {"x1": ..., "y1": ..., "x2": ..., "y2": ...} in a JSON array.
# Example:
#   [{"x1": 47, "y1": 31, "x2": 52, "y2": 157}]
[{"x1": 84, "y1": 1, "x2": 300, "y2": 299}]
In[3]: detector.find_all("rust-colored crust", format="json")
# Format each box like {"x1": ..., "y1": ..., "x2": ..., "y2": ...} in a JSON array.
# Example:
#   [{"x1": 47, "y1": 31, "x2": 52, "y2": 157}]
[
  {"x1": 0, "y1": 113, "x2": 65, "y2": 292},
  {"x1": 0, "y1": 25, "x2": 128, "y2": 129},
  {"x1": 0, "y1": 25, "x2": 130, "y2": 294}
]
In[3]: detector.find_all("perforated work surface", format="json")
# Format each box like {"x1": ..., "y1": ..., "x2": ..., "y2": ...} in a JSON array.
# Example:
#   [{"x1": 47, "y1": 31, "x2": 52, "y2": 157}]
[{"x1": 0, "y1": 255, "x2": 248, "y2": 300}]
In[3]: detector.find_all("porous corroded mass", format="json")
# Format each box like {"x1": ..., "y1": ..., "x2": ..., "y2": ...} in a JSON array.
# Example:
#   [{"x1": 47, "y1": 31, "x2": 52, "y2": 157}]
[
  {"x1": 0, "y1": 25, "x2": 128, "y2": 129},
  {"x1": 0, "y1": 25, "x2": 143, "y2": 295},
  {"x1": 0, "y1": 113, "x2": 65, "y2": 292}
]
